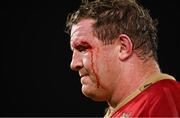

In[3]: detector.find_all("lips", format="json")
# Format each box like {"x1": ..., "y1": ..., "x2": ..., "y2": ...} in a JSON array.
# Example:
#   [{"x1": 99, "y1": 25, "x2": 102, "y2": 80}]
[
  {"x1": 79, "y1": 71, "x2": 88, "y2": 78},
  {"x1": 80, "y1": 74, "x2": 88, "y2": 78},
  {"x1": 80, "y1": 74, "x2": 88, "y2": 84},
  {"x1": 79, "y1": 70, "x2": 89, "y2": 84}
]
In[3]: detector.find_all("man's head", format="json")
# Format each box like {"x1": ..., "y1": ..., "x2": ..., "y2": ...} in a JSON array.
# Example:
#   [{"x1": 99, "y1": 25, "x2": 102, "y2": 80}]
[
  {"x1": 67, "y1": 0, "x2": 159, "y2": 101},
  {"x1": 66, "y1": 0, "x2": 158, "y2": 61},
  {"x1": 70, "y1": 19, "x2": 122, "y2": 101}
]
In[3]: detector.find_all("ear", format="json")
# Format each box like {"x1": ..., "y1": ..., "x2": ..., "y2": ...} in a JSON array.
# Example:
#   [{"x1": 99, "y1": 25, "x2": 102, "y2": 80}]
[{"x1": 116, "y1": 34, "x2": 133, "y2": 60}]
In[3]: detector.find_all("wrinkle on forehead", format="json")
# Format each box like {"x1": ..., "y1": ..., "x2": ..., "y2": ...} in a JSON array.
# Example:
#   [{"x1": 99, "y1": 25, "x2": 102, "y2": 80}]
[{"x1": 70, "y1": 19, "x2": 95, "y2": 41}]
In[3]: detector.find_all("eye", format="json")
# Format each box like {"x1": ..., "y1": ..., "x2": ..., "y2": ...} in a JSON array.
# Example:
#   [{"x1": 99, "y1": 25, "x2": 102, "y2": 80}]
[
  {"x1": 72, "y1": 41, "x2": 92, "y2": 53},
  {"x1": 76, "y1": 45, "x2": 87, "y2": 53}
]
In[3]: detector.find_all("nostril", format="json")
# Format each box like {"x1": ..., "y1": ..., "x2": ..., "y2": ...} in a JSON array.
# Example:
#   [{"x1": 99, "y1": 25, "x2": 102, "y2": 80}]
[
  {"x1": 70, "y1": 62, "x2": 82, "y2": 71},
  {"x1": 75, "y1": 66, "x2": 82, "y2": 71}
]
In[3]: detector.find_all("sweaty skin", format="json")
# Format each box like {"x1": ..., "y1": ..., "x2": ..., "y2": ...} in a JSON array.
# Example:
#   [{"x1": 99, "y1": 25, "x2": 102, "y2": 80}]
[
  {"x1": 71, "y1": 40, "x2": 100, "y2": 88},
  {"x1": 90, "y1": 50, "x2": 100, "y2": 88},
  {"x1": 70, "y1": 19, "x2": 119, "y2": 101}
]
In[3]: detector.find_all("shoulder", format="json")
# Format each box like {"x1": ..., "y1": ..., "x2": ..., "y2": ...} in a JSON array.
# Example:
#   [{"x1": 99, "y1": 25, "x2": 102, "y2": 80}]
[
  {"x1": 145, "y1": 79, "x2": 180, "y2": 116},
  {"x1": 109, "y1": 79, "x2": 180, "y2": 117},
  {"x1": 145, "y1": 79, "x2": 180, "y2": 104},
  {"x1": 146, "y1": 79, "x2": 180, "y2": 97}
]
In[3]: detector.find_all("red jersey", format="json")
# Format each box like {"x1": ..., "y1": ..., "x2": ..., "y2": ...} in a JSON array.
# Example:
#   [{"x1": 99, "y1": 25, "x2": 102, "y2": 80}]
[{"x1": 104, "y1": 73, "x2": 180, "y2": 117}]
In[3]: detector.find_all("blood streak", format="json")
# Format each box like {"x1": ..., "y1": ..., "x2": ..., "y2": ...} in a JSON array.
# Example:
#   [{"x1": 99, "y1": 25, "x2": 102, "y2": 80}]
[
  {"x1": 73, "y1": 40, "x2": 101, "y2": 88},
  {"x1": 90, "y1": 50, "x2": 100, "y2": 88}
]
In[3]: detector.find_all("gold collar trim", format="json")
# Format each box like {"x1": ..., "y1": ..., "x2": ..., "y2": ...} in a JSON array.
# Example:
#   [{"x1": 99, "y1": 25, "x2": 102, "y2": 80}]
[{"x1": 104, "y1": 73, "x2": 176, "y2": 118}]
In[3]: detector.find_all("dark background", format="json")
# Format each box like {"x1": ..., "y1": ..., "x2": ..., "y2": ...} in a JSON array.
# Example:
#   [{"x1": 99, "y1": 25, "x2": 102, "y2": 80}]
[{"x1": 2, "y1": 0, "x2": 180, "y2": 117}]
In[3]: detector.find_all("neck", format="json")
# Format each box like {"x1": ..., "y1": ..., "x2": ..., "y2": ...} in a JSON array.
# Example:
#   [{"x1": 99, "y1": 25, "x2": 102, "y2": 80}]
[{"x1": 107, "y1": 56, "x2": 161, "y2": 109}]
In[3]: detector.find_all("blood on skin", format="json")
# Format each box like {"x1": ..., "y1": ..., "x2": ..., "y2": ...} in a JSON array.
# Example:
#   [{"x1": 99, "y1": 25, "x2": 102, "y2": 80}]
[
  {"x1": 89, "y1": 50, "x2": 100, "y2": 88},
  {"x1": 72, "y1": 40, "x2": 101, "y2": 88},
  {"x1": 72, "y1": 41, "x2": 92, "y2": 51}
]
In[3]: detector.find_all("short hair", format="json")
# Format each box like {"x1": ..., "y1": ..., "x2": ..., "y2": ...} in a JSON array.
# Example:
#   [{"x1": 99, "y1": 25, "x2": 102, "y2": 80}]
[{"x1": 66, "y1": 0, "x2": 158, "y2": 61}]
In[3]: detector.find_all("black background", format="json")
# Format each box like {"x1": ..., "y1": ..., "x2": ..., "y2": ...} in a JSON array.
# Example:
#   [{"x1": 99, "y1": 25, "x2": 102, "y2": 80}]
[{"x1": 2, "y1": 0, "x2": 180, "y2": 117}]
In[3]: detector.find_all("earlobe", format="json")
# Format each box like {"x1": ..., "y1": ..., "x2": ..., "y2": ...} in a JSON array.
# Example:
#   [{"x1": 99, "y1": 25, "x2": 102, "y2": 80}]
[{"x1": 117, "y1": 34, "x2": 133, "y2": 60}]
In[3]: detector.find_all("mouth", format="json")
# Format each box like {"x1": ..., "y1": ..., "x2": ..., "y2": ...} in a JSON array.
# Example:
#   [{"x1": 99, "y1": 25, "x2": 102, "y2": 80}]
[
  {"x1": 79, "y1": 72, "x2": 88, "y2": 78},
  {"x1": 80, "y1": 74, "x2": 88, "y2": 80},
  {"x1": 80, "y1": 74, "x2": 88, "y2": 84},
  {"x1": 80, "y1": 74, "x2": 87, "y2": 78}
]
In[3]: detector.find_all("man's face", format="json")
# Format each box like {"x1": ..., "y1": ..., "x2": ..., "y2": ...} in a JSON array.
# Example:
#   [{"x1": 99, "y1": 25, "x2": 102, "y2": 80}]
[{"x1": 70, "y1": 19, "x2": 120, "y2": 101}]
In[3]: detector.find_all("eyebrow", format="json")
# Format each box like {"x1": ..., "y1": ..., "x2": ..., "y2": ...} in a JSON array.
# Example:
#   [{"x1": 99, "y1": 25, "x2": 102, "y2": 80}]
[{"x1": 71, "y1": 40, "x2": 92, "y2": 50}]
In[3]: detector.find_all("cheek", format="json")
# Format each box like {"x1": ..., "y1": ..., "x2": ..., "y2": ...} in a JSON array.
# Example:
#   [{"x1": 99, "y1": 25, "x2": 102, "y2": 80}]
[
  {"x1": 83, "y1": 55, "x2": 92, "y2": 70},
  {"x1": 96, "y1": 52, "x2": 118, "y2": 85},
  {"x1": 82, "y1": 53, "x2": 96, "y2": 79},
  {"x1": 83, "y1": 50, "x2": 98, "y2": 71},
  {"x1": 97, "y1": 53, "x2": 111, "y2": 72},
  {"x1": 83, "y1": 51, "x2": 101, "y2": 87}
]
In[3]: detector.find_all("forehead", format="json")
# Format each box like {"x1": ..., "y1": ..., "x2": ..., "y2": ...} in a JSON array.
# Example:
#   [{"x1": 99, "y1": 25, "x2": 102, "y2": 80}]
[{"x1": 70, "y1": 19, "x2": 95, "y2": 42}]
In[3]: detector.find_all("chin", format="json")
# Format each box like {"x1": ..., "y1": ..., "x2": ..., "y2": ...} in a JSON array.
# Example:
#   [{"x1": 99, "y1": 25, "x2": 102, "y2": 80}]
[{"x1": 82, "y1": 86, "x2": 106, "y2": 102}]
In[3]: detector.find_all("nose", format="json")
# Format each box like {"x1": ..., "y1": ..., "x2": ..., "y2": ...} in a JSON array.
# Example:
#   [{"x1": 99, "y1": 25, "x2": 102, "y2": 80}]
[{"x1": 70, "y1": 51, "x2": 83, "y2": 71}]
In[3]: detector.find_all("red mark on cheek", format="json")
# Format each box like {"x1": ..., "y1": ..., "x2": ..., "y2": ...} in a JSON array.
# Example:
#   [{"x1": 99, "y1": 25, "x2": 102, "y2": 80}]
[{"x1": 89, "y1": 50, "x2": 100, "y2": 88}]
